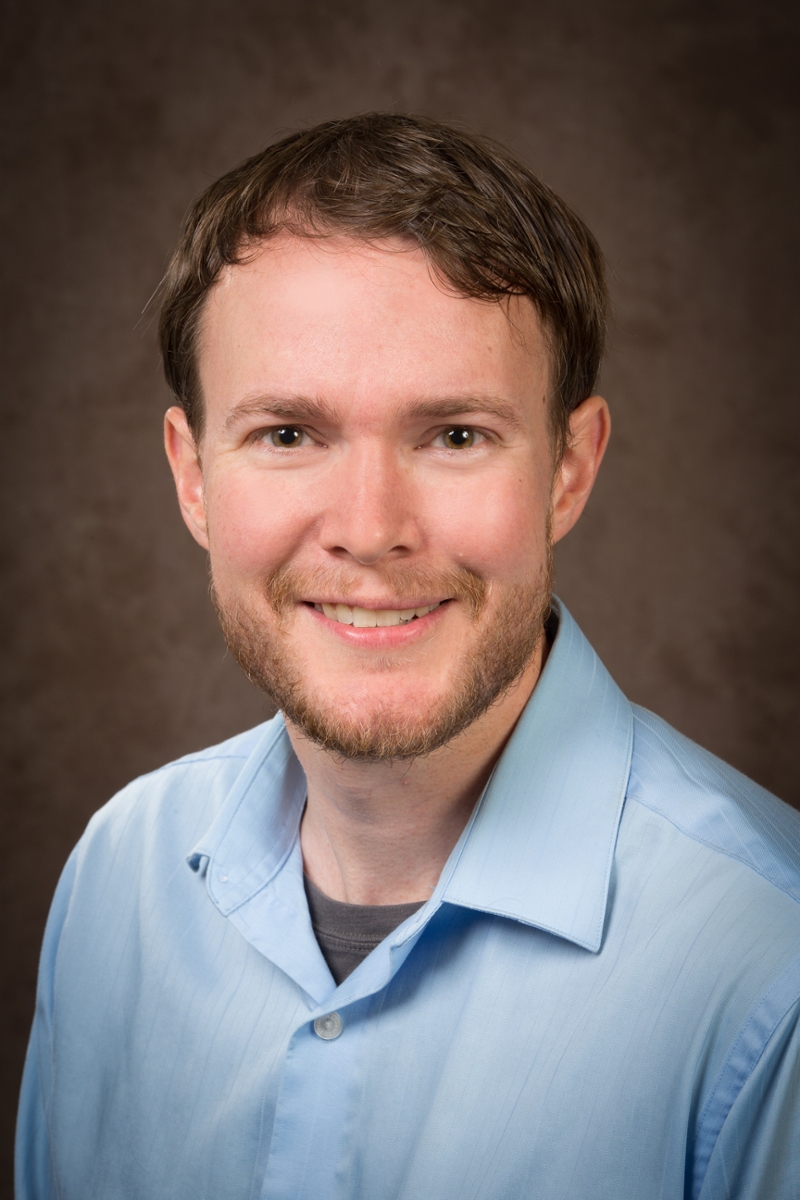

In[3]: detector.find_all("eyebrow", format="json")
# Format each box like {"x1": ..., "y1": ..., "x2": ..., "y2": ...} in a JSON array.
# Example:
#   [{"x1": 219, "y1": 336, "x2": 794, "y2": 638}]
[
  {"x1": 224, "y1": 393, "x2": 525, "y2": 432},
  {"x1": 402, "y1": 396, "x2": 525, "y2": 431},
  {"x1": 224, "y1": 395, "x2": 344, "y2": 431}
]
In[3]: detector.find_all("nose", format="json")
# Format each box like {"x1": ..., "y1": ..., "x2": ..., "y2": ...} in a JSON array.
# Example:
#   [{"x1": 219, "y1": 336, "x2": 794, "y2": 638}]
[{"x1": 320, "y1": 441, "x2": 421, "y2": 565}]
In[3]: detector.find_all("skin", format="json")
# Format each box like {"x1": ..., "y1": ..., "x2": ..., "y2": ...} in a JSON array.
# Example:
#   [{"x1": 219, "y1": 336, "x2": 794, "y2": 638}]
[{"x1": 165, "y1": 234, "x2": 610, "y2": 904}]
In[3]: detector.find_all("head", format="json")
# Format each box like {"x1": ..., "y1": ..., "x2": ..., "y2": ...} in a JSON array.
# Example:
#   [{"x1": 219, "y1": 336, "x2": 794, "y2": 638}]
[{"x1": 160, "y1": 113, "x2": 610, "y2": 761}]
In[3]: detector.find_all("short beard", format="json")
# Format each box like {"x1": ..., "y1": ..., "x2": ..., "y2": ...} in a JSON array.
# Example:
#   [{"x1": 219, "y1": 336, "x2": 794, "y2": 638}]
[{"x1": 212, "y1": 553, "x2": 553, "y2": 763}]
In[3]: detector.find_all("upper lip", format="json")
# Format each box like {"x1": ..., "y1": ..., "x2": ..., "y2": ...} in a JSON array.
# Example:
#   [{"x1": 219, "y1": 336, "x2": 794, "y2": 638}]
[{"x1": 306, "y1": 598, "x2": 447, "y2": 609}]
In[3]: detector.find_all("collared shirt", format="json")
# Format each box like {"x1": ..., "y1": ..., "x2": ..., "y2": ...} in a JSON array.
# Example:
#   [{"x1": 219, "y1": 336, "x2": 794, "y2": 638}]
[{"x1": 16, "y1": 603, "x2": 800, "y2": 1200}]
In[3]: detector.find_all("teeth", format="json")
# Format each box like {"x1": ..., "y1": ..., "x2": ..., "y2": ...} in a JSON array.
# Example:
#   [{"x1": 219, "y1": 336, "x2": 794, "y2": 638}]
[{"x1": 317, "y1": 601, "x2": 441, "y2": 627}]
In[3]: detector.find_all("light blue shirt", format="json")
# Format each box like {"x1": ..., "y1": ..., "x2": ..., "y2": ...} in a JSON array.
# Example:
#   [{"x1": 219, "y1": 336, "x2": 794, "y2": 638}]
[{"x1": 16, "y1": 604, "x2": 800, "y2": 1199}]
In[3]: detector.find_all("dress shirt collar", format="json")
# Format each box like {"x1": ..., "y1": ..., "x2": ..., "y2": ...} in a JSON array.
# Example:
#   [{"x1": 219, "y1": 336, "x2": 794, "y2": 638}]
[{"x1": 188, "y1": 601, "x2": 633, "y2": 956}]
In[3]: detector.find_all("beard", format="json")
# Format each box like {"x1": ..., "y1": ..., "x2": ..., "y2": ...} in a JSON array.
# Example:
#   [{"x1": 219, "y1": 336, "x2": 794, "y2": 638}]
[{"x1": 212, "y1": 551, "x2": 552, "y2": 763}]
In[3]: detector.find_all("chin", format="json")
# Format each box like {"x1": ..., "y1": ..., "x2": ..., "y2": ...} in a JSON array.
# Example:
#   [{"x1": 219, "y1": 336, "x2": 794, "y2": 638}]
[
  {"x1": 279, "y1": 665, "x2": 520, "y2": 762},
  {"x1": 284, "y1": 705, "x2": 466, "y2": 763}
]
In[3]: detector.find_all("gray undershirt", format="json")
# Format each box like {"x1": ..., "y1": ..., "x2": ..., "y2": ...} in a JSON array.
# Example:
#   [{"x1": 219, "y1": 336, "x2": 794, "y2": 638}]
[{"x1": 304, "y1": 875, "x2": 425, "y2": 984}]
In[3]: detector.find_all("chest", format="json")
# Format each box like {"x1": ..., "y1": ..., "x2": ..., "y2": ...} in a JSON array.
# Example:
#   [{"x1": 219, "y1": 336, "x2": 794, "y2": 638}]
[{"x1": 50, "y1": 900, "x2": 716, "y2": 1200}]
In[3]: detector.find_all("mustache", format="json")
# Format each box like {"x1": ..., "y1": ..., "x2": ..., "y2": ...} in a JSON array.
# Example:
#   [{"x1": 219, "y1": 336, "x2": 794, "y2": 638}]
[{"x1": 263, "y1": 563, "x2": 488, "y2": 619}]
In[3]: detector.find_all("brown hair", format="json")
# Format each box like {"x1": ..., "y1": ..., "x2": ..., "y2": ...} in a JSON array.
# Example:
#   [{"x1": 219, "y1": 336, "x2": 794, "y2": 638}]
[{"x1": 158, "y1": 112, "x2": 607, "y2": 453}]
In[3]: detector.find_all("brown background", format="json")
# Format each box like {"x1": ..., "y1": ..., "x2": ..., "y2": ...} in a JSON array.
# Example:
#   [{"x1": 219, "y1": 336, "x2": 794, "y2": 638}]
[{"x1": 2, "y1": 0, "x2": 798, "y2": 1189}]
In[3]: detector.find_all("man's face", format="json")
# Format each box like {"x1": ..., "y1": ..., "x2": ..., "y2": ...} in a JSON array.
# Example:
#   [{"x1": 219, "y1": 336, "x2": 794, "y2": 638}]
[{"x1": 168, "y1": 235, "x2": 587, "y2": 760}]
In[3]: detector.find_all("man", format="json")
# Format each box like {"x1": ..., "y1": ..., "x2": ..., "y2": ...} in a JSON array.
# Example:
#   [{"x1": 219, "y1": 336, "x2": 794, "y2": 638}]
[{"x1": 16, "y1": 113, "x2": 800, "y2": 1199}]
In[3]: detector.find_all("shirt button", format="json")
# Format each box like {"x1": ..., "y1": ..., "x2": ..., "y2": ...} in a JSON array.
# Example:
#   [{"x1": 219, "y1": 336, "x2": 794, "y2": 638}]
[{"x1": 313, "y1": 1012, "x2": 343, "y2": 1040}]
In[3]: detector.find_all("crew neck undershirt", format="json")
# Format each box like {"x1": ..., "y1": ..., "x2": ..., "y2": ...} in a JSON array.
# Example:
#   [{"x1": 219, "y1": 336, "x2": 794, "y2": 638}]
[{"x1": 304, "y1": 875, "x2": 425, "y2": 984}]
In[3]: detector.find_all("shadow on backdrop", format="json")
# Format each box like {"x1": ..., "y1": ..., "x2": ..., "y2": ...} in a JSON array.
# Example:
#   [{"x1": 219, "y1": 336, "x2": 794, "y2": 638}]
[{"x1": 2, "y1": 0, "x2": 799, "y2": 1190}]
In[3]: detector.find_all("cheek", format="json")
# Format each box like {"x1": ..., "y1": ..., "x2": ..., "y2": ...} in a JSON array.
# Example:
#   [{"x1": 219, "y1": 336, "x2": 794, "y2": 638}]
[
  {"x1": 428, "y1": 473, "x2": 550, "y2": 582},
  {"x1": 204, "y1": 468, "x2": 312, "y2": 580}
]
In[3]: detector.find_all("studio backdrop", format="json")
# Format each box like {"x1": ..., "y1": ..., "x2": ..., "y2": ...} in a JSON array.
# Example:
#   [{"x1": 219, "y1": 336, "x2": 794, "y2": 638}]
[{"x1": 2, "y1": 0, "x2": 798, "y2": 1191}]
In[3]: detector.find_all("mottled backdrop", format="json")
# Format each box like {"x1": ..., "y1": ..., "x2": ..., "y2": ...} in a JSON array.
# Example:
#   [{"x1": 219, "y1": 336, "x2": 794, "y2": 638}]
[{"x1": 2, "y1": 0, "x2": 798, "y2": 1188}]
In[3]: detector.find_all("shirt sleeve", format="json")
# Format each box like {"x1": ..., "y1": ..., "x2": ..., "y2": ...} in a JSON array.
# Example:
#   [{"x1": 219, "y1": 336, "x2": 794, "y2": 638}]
[
  {"x1": 15, "y1": 849, "x2": 79, "y2": 1200},
  {"x1": 696, "y1": 994, "x2": 800, "y2": 1200}
]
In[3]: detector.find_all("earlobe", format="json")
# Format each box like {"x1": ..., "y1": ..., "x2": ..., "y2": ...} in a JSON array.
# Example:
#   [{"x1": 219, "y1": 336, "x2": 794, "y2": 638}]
[
  {"x1": 163, "y1": 406, "x2": 210, "y2": 550},
  {"x1": 551, "y1": 395, "x2": 610, "y2": 544}
]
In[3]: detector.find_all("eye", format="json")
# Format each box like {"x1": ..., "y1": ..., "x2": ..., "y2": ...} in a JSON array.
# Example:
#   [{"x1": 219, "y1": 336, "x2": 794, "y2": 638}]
[
  {"x1": 270, "y1": 425, "x2": 306, "y2": 448},
  {"x1": 440, "y1": 427, "x2": 478, "y2": 449}
]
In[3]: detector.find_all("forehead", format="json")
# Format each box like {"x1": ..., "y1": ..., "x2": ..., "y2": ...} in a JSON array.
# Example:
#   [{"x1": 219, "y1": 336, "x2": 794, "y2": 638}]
[{"x1": 196, "y1": 234, "x2": 549, "y2": 423}]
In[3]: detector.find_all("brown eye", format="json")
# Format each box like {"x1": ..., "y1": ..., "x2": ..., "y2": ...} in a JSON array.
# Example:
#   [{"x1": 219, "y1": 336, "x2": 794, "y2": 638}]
[
  {"x1": 271, "y1": 426, "x2": 304, "y2": 447},
  {"x1": 442, "y1": 427, "x2": 475, "y2": 449}
]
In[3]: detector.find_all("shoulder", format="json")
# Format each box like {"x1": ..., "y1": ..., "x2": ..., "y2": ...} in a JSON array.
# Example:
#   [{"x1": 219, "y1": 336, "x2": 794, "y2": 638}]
[
  {"x1": 616, "y1": 707, "x2": 800, "y2": 1143},
  {"x1": 626, "y1": 705, "x2": 800, "y2": 906}
]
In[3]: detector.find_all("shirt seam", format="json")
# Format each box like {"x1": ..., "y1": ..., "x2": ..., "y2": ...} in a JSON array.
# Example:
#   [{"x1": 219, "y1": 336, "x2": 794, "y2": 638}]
[
  {"x1": 627, "y1": 792, "x2": 800, "y2": 909},
  {"x1": 691, "y1": 958, "x2": 800, "y2": 1198},
  {"x1": 156, "y1": 752, "x2": 252, "y2": 772}
]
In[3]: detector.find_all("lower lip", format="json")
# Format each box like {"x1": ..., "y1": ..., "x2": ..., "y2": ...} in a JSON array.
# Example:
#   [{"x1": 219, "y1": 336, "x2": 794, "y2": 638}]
[{"x1": 303, "y1": 601, "x2": 450, "y2": 647}]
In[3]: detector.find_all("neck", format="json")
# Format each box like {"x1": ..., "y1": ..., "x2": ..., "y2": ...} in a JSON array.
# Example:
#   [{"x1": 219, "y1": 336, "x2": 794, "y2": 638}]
[{"x1": 290, "y1": 642, "x2": 545, "y2": 905}]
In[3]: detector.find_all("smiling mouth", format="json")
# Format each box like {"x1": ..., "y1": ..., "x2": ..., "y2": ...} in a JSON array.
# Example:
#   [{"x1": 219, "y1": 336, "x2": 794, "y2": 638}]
[{"x1": 311, "y1": 600, "x2": 445, "y2": 628}]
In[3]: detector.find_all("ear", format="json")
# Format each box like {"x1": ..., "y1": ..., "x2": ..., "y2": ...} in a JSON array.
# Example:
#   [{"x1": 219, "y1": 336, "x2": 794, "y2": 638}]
[
  {"x1": 164, "y1": 406, "x2": 210, "y2": 550},
  {"x1": 550, "y1": 395, "x2": 610, "y2": 544}
]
